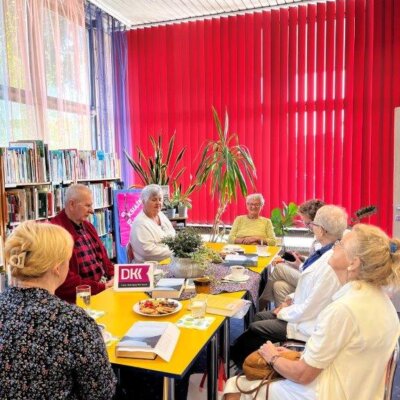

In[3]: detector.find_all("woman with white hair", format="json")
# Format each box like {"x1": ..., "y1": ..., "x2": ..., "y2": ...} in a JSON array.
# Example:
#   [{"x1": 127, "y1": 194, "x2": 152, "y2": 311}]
[
  {"x1": 225, "y1": 223, "x2": 400, "y2": 400},
  {"x1": 129, "y1": 184, "x2": 176, "y2": 262},
  {"x1": 0, "y1": 221, "x2": 116, "y2": 399},
  {"x1": 228, "y1": 193, "x2": 276, "y2": 245}
]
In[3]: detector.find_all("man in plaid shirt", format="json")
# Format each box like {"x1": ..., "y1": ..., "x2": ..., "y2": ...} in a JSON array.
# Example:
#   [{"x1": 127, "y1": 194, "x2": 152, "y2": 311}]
[{"x1": 51, "y1": 184, "x2": 114, "y2": 303}]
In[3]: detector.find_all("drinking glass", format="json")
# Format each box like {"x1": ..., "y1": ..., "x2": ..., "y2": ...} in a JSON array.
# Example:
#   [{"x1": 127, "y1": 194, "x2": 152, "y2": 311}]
[
  {"x1": 190, "y1": 297, "x2": 207, "y2": 319},
  {"x1": 76, "y1": 285, "x2": 91, "y2": 311}
]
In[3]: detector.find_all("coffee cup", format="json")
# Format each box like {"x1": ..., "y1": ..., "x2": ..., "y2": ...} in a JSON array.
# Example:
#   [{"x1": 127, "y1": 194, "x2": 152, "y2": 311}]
[
  {"x1": 230, "y1": 265, "x2": 246, "y2": 280},
  {"x1": 193, "y1": 277, "x2": 211, "y2": 294}
]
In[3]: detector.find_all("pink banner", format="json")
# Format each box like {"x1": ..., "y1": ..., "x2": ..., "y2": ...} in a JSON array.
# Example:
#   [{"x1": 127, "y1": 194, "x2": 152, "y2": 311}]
[{"x1": 116, "y1": 191, "x2": 143, "y2": 246}]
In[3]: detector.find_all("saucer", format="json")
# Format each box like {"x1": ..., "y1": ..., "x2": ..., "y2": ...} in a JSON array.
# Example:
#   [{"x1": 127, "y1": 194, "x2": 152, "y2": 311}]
[{"x1": 223, "y1": 274, "x2": 249, "y2": 283}]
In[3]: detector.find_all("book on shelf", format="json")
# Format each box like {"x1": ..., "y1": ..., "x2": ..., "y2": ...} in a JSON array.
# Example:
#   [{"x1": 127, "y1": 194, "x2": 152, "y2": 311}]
[
  {"x1": 151, "y1": 278, "x2": 185, "y2": 299},
  {"x1": 115, "y1": 321, "x2": 180, "y2": 361},
  {"x1": 190, "y1": 294, "x2": 247, "y2": 317}
]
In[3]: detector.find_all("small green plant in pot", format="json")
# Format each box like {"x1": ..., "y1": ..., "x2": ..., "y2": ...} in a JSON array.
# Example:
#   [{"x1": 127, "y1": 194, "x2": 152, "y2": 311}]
[
  {"x1": 271, "y1": 202, "x2": 298, "y2": 241},
  {"x1": 162, "y1": 228, "x2": 221, "y2": 278}
]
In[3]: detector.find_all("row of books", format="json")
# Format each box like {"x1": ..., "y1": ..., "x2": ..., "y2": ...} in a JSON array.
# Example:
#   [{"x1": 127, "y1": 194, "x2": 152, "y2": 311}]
[
  {"x1": 6, "y1": 187, "x2": 54, "y2": 222},
  {"x1": 2, "y1": 140, "x2": 120, "y2": 185},
  {"x1": 78, "y1": 150, "x2": 120, "y2": 180},
  {"x1": 88, "y1": 182, "x2": 119, "y2": 209},
  {"x1": 87, "y1": 209, "x2": 113, "y2": 237}
]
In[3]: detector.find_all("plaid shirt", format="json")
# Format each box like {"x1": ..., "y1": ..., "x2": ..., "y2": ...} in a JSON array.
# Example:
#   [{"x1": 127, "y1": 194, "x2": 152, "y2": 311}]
[
  {"x1": 74, "y1": 223, "x2": 106, "y2": 281},
  {"x1": 51, "y1": 210, "x2": 114, "y2": 303}
]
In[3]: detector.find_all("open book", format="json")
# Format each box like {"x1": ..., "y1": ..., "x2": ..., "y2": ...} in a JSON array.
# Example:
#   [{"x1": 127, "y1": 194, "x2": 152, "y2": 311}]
[
  {"x1": 223, "y1": 253, "x2": 258, "y2": 267},
  {"x1": 115, "y1": 321, "x2": 180, "y2": 361}
]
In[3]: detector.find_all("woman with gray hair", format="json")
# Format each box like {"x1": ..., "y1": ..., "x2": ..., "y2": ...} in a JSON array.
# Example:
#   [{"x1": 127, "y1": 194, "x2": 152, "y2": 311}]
[
  {"x1": 231, "y1": 205, "x2": 348, "y2": 368},
  {"x1": 228, "y1": 193, "x2": 276, "y2": 245},
  {"x1": 129, "y1": 184, "x2": 176, "y2": 262}
]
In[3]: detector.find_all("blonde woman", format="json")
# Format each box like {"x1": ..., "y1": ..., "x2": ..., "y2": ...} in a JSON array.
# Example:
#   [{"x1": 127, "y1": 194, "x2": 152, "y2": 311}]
[
  {"x1": 225, "y1": 224, "x2": 400, "y2": 400},
  {"x1": 228, "y1": 193, "x2": 276, "y2": 245},
  {"x1": 0, "y1": 221, "x2": 116, "y2": 399}
]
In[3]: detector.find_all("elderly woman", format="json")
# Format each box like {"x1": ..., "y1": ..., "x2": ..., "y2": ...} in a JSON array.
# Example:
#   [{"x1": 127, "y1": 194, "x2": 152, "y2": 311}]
[
  {"x1": 0, "y1": 221, "x2": 116, "y2": 399},
  {"x1": 259, "y1": 199, "x2": 325, "y2": 309},
  {"x1": 129, "y1": 184, "x2": 176, "y2": 262},
  {"x1": 230, "y1": 205, "x2": 347, "y2": 368},
  {"x1": 228, "y1": 193, "x2": 276, "y2": 245},
  {"x1": 225, "y1": 223, "x2": 400, "y2": 400}
]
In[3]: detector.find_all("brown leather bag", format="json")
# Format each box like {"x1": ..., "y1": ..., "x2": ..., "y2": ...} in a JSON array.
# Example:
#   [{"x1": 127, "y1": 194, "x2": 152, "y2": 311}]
[{"x1": 236, "y1": 349, "x2": 301, "y2": 399}]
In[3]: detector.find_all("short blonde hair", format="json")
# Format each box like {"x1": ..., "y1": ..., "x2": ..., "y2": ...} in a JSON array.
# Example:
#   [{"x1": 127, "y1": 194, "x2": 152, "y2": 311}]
[
  {"x1": 347, "y1": 224, "x2": 400, "y2": 288},
  {"x1": 5, "y1": 221, "x2": 73, "y2": 279}
]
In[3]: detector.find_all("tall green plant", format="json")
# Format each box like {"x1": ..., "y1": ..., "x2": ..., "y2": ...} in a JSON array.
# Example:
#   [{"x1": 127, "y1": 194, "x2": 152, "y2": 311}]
[
  {"x1": 194, "y1": 107, "x2": 257, "y2": 242},
  {"x1": 124, "y1": 134, "x2": 186, "y2": 185}
]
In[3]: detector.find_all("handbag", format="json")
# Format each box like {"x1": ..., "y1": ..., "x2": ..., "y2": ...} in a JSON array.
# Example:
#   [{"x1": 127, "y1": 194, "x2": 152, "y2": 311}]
[{"x1": 235, "y1": 349, "x2": 301, "y2": 399}]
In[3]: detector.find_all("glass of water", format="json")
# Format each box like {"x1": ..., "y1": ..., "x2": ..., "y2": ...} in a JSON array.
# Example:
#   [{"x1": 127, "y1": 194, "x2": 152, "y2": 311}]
[{"x1": 76, "y1": 285, "x2": 91, "y2": 312}]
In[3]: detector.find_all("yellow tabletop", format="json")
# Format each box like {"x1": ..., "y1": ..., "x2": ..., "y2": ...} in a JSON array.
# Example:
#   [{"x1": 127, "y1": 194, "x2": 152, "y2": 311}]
[
  {"x1": 205, "y1": 243, "x2": 281, "y2": 274},
  {"x1": 91, "y1": 288, "x2": 225, "y2": 378}
]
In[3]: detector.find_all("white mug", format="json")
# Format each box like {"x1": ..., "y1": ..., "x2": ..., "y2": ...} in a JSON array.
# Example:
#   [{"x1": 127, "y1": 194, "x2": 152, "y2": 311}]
[{"x1": 230, "y1": 265, "x2": 246, "y2": 280}]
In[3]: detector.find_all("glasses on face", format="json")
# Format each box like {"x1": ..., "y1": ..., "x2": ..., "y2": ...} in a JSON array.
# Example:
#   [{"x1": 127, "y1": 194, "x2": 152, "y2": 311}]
[{"x1": 247, "y1": 203, "x2": 262, "y2": 208}]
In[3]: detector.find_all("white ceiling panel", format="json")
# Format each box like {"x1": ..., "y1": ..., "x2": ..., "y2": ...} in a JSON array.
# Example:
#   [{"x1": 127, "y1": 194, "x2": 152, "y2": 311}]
[{"x1": 88, "y1": 0, "x2": 327, "y2": 29}]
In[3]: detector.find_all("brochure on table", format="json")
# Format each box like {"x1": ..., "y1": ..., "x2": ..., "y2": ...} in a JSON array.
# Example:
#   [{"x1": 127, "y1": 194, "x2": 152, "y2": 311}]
[
  {"x1": 115, "y1": 321, "x2": 180, "y2": 361},
  {"x1": 223, "y1": 253, "x2": 258, "y2": 267},
  {"x1": 114, "y1": 264, "x2": 154, "y2": 291}
]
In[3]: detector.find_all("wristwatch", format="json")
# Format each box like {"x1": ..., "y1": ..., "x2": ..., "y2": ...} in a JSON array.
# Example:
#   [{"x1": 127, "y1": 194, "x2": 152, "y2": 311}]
[{"x1": 269, "y1": 354, "x2": 281, "y2": 368}]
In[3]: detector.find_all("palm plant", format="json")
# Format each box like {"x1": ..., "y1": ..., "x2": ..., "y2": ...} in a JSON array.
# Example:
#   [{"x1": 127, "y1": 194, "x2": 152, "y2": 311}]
[
  {"x1": 194, "y1": 107, "x2": 257, "y2": 242},
  {"x1": 124, "y1": 134, "x2": 186, "y2": 186}
]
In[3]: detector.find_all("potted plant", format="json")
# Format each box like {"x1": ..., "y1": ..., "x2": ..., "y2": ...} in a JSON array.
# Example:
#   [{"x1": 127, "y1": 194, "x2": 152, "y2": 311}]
[
  {"x1": 162, "y1": 228, "x2": 221, "y2": 278},
  {"x1": 271, "y1": 202, "x2": 298, "y2": 246},
  {"x1": 350, "y1": 205, "x2": 377, "y2": 225},
  {"x1": 193, "y1": 107, "x2": 257, "y2": 242},
  {"x1": 171, "y1": 182, "x2": 195, "y2": 218},
  {"x1": 124, "y1": 134, "x2": 186, "y2": 186},
  {"x1": 163, "y1": 197, "x2": 178, "y2": 219}
]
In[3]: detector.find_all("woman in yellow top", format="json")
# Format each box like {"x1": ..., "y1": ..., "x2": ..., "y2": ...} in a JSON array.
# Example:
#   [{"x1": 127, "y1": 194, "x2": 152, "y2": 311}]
[{"x1": 228, "y1": 193, "x2": 276, "y2": 245}]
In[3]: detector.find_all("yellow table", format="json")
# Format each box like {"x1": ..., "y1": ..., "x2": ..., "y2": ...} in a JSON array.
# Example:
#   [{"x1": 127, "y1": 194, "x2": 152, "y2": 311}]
[
  {"x1": 92, "y1": 288, "x2": 225, "y2": 400},
  {"x1": 205, "y1": 243, "x2": 281, "y2": 274}
]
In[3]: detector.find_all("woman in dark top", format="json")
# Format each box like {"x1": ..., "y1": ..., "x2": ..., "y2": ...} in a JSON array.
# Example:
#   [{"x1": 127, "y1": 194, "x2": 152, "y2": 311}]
[{"x1": 0, "y1": 221, "x2": 116, "y2": 400}]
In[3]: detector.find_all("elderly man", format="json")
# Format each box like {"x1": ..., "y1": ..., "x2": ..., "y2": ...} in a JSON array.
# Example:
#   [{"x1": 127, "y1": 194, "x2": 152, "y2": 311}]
[{"x1": 51, "y1": 184, "x2": 114, "y2": 303}]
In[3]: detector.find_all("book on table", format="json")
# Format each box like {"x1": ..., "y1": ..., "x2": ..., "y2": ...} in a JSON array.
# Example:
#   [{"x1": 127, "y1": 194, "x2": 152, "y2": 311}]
[
  {"x1": 151, "y1": 278, "x2": 185, "y2": 299},
  {"x1": 115, "y1": 321, "x2": 180, "y2": 361},
  {"x1": 223, "y1": 253, "x2": 258, "y2": 267},
  {"x1": 190, "y1": 294, "x2": 247, "y2": 317}
]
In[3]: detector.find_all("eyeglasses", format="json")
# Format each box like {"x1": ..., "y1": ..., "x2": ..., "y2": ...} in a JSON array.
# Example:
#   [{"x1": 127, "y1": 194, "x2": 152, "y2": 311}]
[{"x1": 247, "y1": 203, "x2": 262, "y2": 208}]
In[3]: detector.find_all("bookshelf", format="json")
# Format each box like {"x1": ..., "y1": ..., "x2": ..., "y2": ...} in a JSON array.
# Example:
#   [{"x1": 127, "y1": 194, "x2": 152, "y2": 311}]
[{"x1": 0, "y1": 142, "x2": 122, "y2": 260}]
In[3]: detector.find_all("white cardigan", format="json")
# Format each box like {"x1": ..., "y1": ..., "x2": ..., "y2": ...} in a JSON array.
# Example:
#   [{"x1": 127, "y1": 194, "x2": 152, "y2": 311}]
[
  {"x1": 278, "y1": 249, "x2": 341, "y2": 341},
  {"x1": 129, "y1": 211, "x2": 175, "y2": 262}
]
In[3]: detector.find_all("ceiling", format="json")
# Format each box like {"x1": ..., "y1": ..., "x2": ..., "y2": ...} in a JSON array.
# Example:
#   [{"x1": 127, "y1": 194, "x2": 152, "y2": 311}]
[{"x1": 89, "y1": 0, "x2": 321, "y2": 29}]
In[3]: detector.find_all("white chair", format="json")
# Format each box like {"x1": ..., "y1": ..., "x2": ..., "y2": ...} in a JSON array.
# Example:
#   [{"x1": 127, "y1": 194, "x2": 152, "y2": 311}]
[{"x1": 384, "y1": 341, "x2": 399, "y2": 400}]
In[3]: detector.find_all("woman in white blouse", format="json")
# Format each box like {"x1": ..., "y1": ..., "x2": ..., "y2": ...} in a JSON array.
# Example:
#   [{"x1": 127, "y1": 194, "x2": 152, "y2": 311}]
[
  {"x1": 129, "y1": 184, "x2": 176, "y2": 262},
  {"x1": 224, "y1": 223, "x2": 400, "y2": 400}
]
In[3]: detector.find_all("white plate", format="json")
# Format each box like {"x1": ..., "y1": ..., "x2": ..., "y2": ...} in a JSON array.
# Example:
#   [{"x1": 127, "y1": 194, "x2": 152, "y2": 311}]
[
  {"x1": 133, "y1": 298, "x2": 182, "y2": 317},
  {"x1": 223, "y1": 274, "x2": 250, "y2": 282}
]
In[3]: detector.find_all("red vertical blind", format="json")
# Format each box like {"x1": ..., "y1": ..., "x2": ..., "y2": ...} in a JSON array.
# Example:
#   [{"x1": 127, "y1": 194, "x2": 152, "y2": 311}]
[{"x1": 126, "y1": 0, "x2": 400, "y2": 234}]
